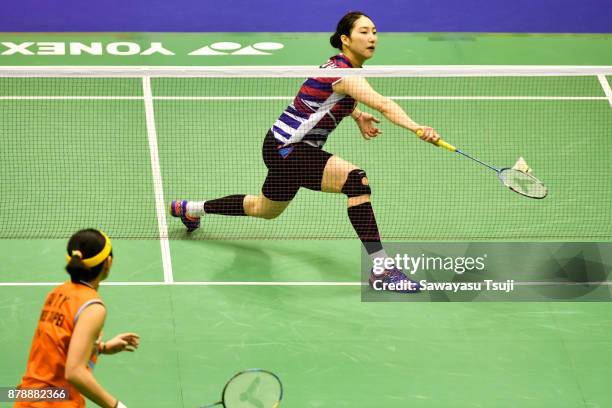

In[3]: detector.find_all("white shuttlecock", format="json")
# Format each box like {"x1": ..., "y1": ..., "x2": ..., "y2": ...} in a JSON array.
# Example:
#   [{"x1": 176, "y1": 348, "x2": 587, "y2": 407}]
[{"x1": 512, "y1": 157, "x2": 532, "y2": 174}]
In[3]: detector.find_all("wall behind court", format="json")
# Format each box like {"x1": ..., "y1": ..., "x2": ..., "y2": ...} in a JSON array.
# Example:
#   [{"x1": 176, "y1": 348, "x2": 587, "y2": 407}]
[{"x1": 1, "y1": 0, "x2": 611, "y2": 33}]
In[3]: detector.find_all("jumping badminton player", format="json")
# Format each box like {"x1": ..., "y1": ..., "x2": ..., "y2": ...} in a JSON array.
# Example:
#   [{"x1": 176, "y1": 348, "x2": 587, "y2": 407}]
[
  {"x1": 171, "y1": 12, "x2": 440, "y2": 292},
  {"x1": 14, "y1": 229, "x2": 139, "y2": 408}
]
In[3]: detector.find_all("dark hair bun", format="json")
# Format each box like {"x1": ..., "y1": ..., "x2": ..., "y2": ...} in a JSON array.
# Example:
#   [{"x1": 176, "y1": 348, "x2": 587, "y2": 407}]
[{"x1": 330, "y1": 32, "x2": 342, "y2": 49}]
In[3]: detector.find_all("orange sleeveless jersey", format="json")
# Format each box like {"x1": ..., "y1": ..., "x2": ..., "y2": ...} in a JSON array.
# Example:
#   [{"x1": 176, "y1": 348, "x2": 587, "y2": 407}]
[{"x1": 14, "y1": 281, "x2": 105, "y2": 408}]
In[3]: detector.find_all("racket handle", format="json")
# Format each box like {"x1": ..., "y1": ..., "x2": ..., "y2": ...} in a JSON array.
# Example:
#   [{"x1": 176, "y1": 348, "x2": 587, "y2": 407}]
[
  {"x1": 415, "y1": 129, "x2": 457, "y2": 152},
  {"x1": 435, "y1": 139, "x2": 457, "y2": 152}
]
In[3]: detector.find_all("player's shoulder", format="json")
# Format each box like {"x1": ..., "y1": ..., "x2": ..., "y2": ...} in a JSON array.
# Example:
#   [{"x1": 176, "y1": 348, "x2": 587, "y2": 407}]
[
  {"x1": 74, "y1": 301, "x2": 106, "y2": 328},
  {"x1": 319, "y1": 54, "x2": 353, "y2": 69},
  {"x1": 58, "y1": 281, "x2": 105, "y2": 309}
]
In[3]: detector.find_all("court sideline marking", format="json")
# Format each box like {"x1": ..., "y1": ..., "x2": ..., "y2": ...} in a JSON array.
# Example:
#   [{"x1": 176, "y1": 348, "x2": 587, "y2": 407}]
[
  {"x1": 142, "y1": 76, "x2": 173, "y2": 283},
  {"x1": 597, "y1": 75, "x2": 612, "y2": 108}
]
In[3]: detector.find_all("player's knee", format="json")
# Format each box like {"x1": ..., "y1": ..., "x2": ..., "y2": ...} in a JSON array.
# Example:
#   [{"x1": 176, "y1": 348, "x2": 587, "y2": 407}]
[
  {"x1": 251, "y1": 200, "x2": 285, "y2": 219},
  {"x1": 260, "y1": 208, "x2": 283, "y2": 220},
  {"x1": 341, "y1": 169, "x2": 371, "y2": 198}
]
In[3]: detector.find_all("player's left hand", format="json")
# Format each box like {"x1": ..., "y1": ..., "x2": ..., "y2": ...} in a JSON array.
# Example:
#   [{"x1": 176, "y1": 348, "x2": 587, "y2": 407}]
[
  {"x1": 102, "y1": 333, "x2": 140, "y2": 354},
  {"x1": 356, "y1": 112, "x2": 382, "y2": 140}
]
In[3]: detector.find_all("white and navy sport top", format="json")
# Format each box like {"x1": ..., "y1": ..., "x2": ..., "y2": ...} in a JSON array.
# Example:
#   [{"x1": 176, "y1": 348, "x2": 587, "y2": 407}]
[{"x1": 271, "y1": 54, "x2": 357, "y2": 148}]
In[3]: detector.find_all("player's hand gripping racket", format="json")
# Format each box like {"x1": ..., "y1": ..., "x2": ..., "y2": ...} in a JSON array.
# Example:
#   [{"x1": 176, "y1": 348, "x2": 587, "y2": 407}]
[
  {"x1": 200, "y1": 369, "x2": 283, "y2": 408},
  {"x1": 416, "y1": 129, "x2": 548, "y2": 199}
]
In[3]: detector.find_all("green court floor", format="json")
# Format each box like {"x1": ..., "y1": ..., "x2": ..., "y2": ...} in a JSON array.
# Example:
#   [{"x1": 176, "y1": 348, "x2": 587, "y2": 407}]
[
  {"x1": 1, "y1": 33, "x2": 612, "y2": 408},
  {"x1": 3, "y1": 279, "x2": 612, "y2": 407}
]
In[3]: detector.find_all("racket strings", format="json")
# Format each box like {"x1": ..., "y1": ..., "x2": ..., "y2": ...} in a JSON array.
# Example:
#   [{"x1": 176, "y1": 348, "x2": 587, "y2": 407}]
[
  {"x1": 499, "y1": 168, "x2": 547, "y2": 198},
  {"x1": 224, "y1": 371, "x2": 282, "y2": 408}
]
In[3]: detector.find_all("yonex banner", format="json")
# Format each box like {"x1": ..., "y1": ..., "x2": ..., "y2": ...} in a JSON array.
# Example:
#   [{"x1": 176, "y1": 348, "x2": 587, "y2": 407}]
[
  {"x1": 1, "y1": 33, "x2": 612, "y2": 66},
  {"x1": 361, "y1": 242, "x2": 612, "y2": 302}
]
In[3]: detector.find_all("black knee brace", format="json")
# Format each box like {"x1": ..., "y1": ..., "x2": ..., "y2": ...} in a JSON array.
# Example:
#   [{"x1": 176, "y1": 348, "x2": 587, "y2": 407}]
[{"x1": 341, "y1": 169, "x2": 371, "y2": 197}]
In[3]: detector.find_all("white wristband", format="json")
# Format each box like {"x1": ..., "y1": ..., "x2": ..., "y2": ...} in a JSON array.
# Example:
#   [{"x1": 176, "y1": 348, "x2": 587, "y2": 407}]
[{"x1": 115, "y1": 402, "x2": 127, "y2": 408}]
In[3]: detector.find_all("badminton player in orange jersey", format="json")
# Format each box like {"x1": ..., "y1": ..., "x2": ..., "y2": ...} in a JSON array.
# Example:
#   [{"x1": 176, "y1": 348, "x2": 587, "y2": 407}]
[{"x1": 14, "y1": 229, "x2": 139, "y2": 408}]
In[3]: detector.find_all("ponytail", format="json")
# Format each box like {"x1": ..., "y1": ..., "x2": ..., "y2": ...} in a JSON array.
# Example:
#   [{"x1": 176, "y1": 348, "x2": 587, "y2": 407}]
[{"x1": 65, "y1": 229, "x2": 112, "y2": 283}]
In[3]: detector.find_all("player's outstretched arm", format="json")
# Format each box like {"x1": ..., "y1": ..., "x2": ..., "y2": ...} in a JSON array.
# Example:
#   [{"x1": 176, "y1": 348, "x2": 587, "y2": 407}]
[{"x1": 335, "y1": 76, "x2": 440, "y2": 144}]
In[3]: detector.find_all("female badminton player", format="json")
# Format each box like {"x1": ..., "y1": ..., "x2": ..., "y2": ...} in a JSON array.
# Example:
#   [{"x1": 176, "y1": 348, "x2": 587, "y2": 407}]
[
  {"x1": 14, "y1": 229, "x2": 139, "y2": 408},
  {"x1": 171, "y1": 12, "x2": 440, "y2": 293}
]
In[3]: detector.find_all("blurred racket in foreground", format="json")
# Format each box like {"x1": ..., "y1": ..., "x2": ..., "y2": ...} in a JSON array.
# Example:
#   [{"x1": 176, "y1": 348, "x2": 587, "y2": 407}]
[{"x1": 200, "y1": 369, "x2": 283, "y2": 408}]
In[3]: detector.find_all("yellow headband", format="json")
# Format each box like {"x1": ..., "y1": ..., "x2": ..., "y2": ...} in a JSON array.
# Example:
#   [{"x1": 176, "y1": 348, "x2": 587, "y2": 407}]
[{"x1": 66, "y1": 231, "x2": 112, "y2": 268}]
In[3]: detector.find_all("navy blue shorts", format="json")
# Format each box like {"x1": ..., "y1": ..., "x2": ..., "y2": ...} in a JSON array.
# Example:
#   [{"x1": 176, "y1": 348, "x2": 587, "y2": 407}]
[{"x1": 261, "y1": 130, "x2": 333, "y2": 202}]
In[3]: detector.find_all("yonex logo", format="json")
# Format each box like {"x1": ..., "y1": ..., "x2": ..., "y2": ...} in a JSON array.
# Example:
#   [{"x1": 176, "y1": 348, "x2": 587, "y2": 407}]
[
  {"x1": 0, "y1": 41, "x2": 285, "y2": 57},
  {"x1": 189, "y1": 42, "x2": 284, "y2": 56},
  {"x1": 0, "y1": 42, "x2": 175, "y2": 56}
]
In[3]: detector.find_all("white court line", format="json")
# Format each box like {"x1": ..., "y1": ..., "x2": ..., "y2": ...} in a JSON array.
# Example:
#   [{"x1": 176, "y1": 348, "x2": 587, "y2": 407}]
[
  {"x1": 0, "y1": 281, "x2": 363, "y2": 287},
  {"x1": 597, "y1": 74, "x2": 612, "y2": 107},
  {"x1": 1, "y1": 281, "x2": 611, "y2": 287},
  {"x1": 142, "y1": 76, "x2": 173, "y2": 283},
  {"x1": 155, "y1": 96, "x2": 290, "y2": 100},
  {"x1": 0, "y1": 96, "x2": 142, "y2": 100},
  {"x1": 0, "y1": 96, "x2": 608, "y2": 101},
  {"x1": 156, "y1": 96, "x2": 608, "y2": 101},
  {"x1": 389, "y1": 96, "x2": 608, "y2": 101}
]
